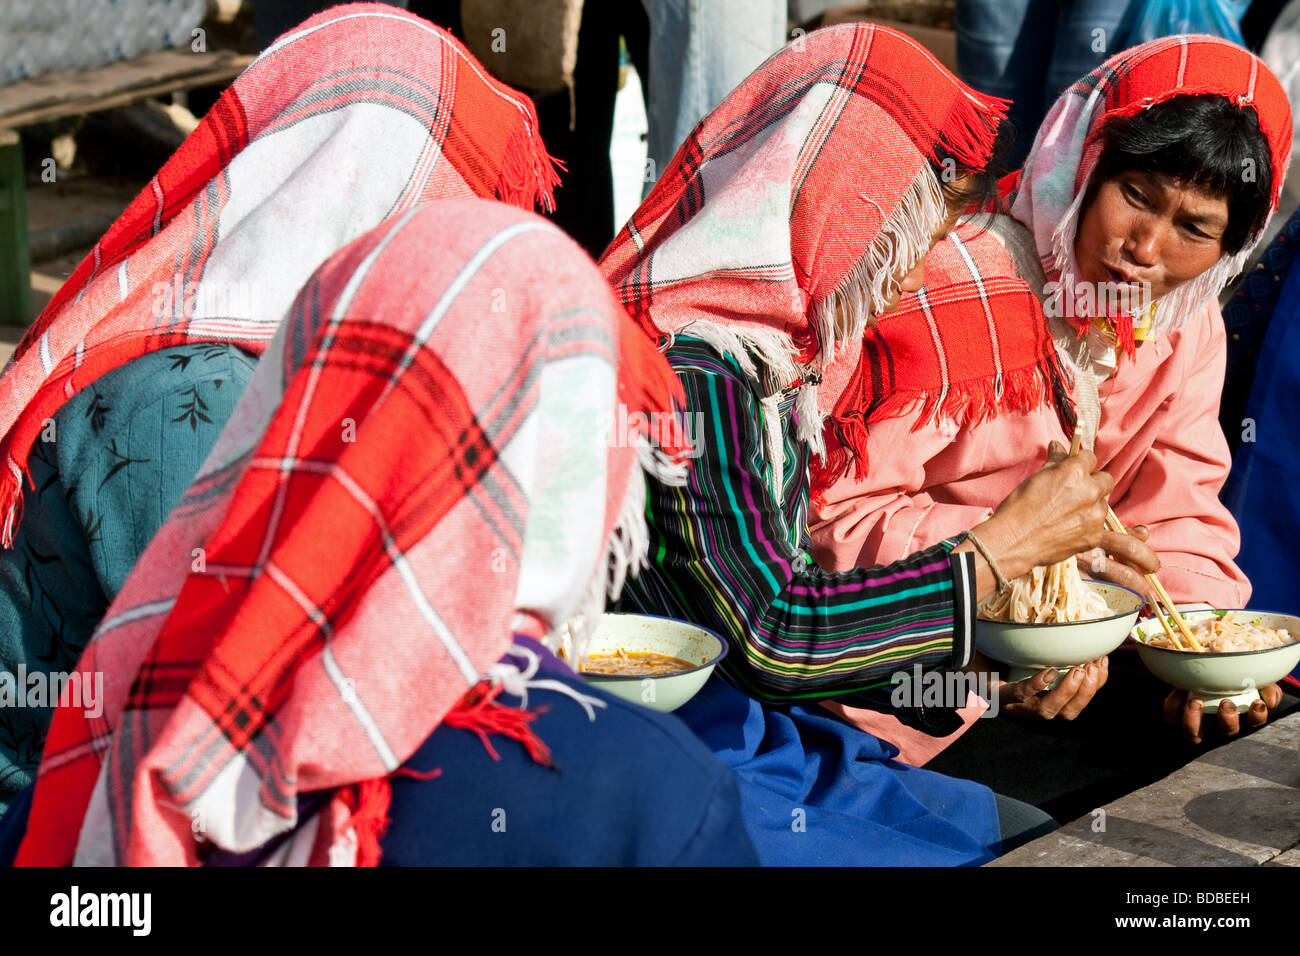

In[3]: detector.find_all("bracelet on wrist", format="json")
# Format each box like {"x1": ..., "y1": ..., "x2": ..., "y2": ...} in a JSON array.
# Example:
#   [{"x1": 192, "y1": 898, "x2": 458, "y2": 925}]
[{"x1": 964, "y1": 529, "x2": 1011, "y2": 593}]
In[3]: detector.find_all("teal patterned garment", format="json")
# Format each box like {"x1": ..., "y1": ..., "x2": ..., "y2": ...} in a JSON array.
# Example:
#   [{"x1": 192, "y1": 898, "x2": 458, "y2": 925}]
[{"x1": 0, "y1": 343, "x2": 256, "y2": 812}]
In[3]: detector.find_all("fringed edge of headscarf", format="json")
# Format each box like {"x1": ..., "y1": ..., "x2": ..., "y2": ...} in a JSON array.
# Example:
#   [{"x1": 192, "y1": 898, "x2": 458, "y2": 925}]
[
  {"x1": 807, "y1": 165, "x2": 950, "y2": 468},
  {"x1": 341, "y1": 675, "x2": 556, "y2": 866},
  {"x1": 810, "y1": 355, "x2": 1071, "y2": 501},
  {"x1": 616, "y1": 314, "x2": 692, "y2": 481},
  {"x1": 814, "y1": 166, "x2": 948, "y2": 365},
  {"x1": 497, "y1": 111, "x2": 564, "y2": 213},
  {"x1": 930, "y1": 88, "x2": 1012, "y2": 179},
  {"x1": 606, "y1": 467, "x2": 651, "y2": 607},
  {"x1": 539, "y1": 444, "x2": 661, "y2": 668},
  {"x1": 680, "y1": 321, "x2": 804, "y2": 390}
]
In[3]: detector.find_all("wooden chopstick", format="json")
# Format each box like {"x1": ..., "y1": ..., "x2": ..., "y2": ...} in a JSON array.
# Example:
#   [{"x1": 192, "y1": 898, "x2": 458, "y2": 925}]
[
  {"x1": 1067, "y1": 425, "x2": 1083, "y2": 457},
  {"x1": 1102, "y1": 507, "x2": 1203, "y2": 651},
  {"x1": 1062, "y1": 425, "x2": 1201, "y2": 651}
]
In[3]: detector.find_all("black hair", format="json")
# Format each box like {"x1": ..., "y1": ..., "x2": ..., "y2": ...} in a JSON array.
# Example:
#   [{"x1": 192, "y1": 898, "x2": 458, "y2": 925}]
[
  {"x1": 930, "y1": 115, "x2": 1016, "y2": 214},
  {"x1": 1092, "y1": 93, "x2": 1273, "y2": 254}
]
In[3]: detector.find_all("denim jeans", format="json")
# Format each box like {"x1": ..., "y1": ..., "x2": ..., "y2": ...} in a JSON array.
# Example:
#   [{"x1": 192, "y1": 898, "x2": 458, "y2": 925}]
[
  {"x1": 640, "y1": 0, "x2": 788, "y2": 190},
  {"x1": 956, "y1": 0, "x2": 1139, "y2": 166}
]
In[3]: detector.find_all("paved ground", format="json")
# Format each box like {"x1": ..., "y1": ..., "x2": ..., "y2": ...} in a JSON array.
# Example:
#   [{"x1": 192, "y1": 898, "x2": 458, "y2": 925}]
[{"x1": 990, "y1": 712, "x2": 1300, "y2": 866}]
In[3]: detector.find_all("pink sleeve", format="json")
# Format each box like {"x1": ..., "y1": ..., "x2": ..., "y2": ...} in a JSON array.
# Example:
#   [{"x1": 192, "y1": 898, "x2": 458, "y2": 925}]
[
  {"x1": 809, "y1": 413, "x2": 996, "y2": 571},
  {"x1": 1111, "y1": 304, "x2": 1251, "y2": 609}
]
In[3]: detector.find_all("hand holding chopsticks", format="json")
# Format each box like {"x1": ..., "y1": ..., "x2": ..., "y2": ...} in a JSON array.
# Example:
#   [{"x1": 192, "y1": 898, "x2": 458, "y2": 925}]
[{"x1": 1064, "y1": 426, "x2": 1204, "y2": 652}]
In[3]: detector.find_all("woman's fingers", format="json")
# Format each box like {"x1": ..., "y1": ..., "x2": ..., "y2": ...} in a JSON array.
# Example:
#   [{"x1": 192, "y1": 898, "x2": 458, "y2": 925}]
[
  {"x1": 1183, "y1": 696, "x2": 1206, "y2": 744},
  {"x1": 1163, "y1": 688, "x2": 1187, "y2": 725},
  {"x1": 1214, "y1": 699, "x2": 1241, "y2": 738},
  {"x1": 1051, "y1": 657, "x2": 1107, "y2": 720},
  {"x1": 1100, "y1": 529, "x2": 1160, "y2": 575},
  {"x1": 1080, "y1": 550, "x2": 1151, "y2": 597},
  {"x1": 1002, "y1": 658, "x2": 1106, "y2": 720},
  {"x1": 1170, "y1": 684, "x2": 1280, "y2": 744},
  {"x1": 1003, "y1": 667, "x2": 1059, "y2": 703},
  {"x1": 1261, "y1": 683, "x2": 1284, "y2": 709},
  {"x1": 1243, "y1": 697, "x2": 1270, "y2": 730}
]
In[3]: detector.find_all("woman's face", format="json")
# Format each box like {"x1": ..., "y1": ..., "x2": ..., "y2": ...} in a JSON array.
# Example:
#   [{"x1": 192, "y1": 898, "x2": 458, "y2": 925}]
[
  {"x1": 1074, "y1": 170, "x2": 1228, "y2": 308},
  {"x1": 869, "y1": 194, "x2": 967, "y2": 322}
]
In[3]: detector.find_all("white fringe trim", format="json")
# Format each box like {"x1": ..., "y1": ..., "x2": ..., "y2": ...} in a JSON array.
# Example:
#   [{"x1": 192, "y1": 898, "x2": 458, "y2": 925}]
[
  {"x1": 795, "y1": 380, "x2": 825, "y2": 459},
  {"x1": 542, "y1": 460, "x2": 654, "y2": 670},
  {"x1": 636, "y1": 432, "x2": 688, "y2": 488},
  {"x1": 814, "y1": 165, "x2": 948, "y2": 363},
  {"x1": 605, "y1": 466, "x2": 650, "y2": 605},
  {"x1": 680, "y1": 321, "x2": 802, "y2": 391},
  {"x1": 805, "y1": 164, "x2": 948, "y2": 458},
  {"x1": 487, "y1": 643, "x2": 606, "y2": 720}
]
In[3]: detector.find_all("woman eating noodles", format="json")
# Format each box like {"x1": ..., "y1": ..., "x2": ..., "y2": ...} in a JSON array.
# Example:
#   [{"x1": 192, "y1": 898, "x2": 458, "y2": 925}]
[
  {"x1": 0, "y1": 4, "x2": 562, "y2": 815},
  {"x1": 809, "y1": 36, "x2": 1294, "y2": 754},
  {"x1": 601, "y1": 23, "x2": 1124, "y2": 865},
  {"x1": 3, "y1": 198, "x2": 760, "y2": 867}
]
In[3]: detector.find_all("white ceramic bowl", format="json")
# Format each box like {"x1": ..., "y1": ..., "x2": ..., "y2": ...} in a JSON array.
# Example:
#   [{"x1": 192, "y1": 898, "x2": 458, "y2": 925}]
[
  {"x1": 1132, "y1": 609, "x2": 1300, "y2": 712},
  {"x1": 578, "y1": 612, "x2": 728, "y2": 713},
  {"x1": 975, "y1": 582, "x2": 1144, "y2": 683}
]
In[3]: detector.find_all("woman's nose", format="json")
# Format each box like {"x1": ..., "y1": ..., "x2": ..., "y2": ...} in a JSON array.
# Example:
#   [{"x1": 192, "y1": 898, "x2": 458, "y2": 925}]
[
  {"x1": 1124, "y1": 219, "x2": 1162, "y2": 267},
  {"x1": 898, "y1": 258, "x2": 926, "y2": 294}
]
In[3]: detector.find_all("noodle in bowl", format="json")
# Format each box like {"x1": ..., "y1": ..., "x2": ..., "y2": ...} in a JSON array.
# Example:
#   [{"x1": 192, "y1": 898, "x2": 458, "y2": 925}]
[
  {"x1": 975, "y1": 579, "x2": 1144, "y2": 684},
  {"x1": 1132, "y1": 609, "x2": 1300, "y2": 712},
  {"x1": 979, "y1": 555, "x2": 1110, "y2": 624}
]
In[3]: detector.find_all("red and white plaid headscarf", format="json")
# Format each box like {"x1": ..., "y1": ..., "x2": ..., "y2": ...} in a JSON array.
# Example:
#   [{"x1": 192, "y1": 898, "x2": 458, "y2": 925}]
[
  {"x1": 813, "y1": 220, "x2": 1074, "y2": 493},
  {"x1": 812, "y1": 36, "x2": 1293, "y2": 495},
  {"x1": 599, "y1": 23, "x2": 1008, "y2": 459},
  {"x1": 0, "y1": 3, "x2": 558, "y2": 547},
  {"x1": 15, "y1": 198, "x2": 687, "y2": 867},
  {"x1": 1007, "y1": 35, "x2": 1292, "y2": 364}
]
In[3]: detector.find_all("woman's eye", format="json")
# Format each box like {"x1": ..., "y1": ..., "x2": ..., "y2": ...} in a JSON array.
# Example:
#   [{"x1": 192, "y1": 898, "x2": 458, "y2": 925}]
[{"x1": 1121, "y1": 183, "x2": 1150, "y2": 207}]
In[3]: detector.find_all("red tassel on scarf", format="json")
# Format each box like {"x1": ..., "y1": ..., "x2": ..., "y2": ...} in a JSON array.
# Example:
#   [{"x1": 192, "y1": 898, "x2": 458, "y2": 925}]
[
  {"x1": 344, "y1": 679, "x2": 553, "y2": 866},
  {"x1": 442, "y1": 681, "x2": 553, "y2": 766},
  {"x1": 498, "y1": 116, "x2": 564, "y2": 213},
  {"x1": 1109, "y1": 312, "x2": 1137, "y2": 360}
]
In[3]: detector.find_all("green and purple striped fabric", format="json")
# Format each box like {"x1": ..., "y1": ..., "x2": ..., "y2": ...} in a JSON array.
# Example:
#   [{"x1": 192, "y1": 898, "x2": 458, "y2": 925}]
[{"x1": 618, "y1": 337, "x2": 976, "y2": 704}]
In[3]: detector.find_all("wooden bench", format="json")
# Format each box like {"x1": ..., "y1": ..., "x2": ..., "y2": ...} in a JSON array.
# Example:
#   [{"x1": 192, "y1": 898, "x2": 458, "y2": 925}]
[
  {"x1": 0, "y1": 47, "x2": 254, "y2": 324},
  {"x1": 988, "y1": 711, "x2": 1300, "y2": 867}
]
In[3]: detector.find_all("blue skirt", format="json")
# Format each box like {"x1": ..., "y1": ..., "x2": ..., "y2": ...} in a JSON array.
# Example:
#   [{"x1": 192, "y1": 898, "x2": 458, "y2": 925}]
[{"x1": 674, "y1": 676, "x2": 1001, "y2": 866}]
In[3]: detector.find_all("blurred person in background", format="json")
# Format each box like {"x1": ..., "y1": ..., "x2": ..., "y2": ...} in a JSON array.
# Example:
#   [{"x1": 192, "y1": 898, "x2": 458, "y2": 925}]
[{"x1": 955, "y1": 0, "x2": 1251, "y2": 168}]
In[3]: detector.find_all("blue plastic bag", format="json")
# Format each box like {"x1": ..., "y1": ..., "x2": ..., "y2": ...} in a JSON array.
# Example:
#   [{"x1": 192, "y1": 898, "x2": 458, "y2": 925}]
[{"x1": 1123, "y1": 0, "x2": 1250, "y2": 47}]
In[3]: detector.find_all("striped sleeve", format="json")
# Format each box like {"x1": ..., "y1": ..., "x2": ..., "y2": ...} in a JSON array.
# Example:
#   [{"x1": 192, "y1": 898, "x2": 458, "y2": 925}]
[{"x1": 619, "y1": 361, "x2": 976, "y2": 705}]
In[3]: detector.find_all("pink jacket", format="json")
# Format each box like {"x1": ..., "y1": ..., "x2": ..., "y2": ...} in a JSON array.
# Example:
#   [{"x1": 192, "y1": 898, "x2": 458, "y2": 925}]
[
  {"x1": 811, "y1": 301, "x2": 1249, "y2": 607},
  {"x1": 809, "y1": 304, "x2": 1249, "y2": 764}
]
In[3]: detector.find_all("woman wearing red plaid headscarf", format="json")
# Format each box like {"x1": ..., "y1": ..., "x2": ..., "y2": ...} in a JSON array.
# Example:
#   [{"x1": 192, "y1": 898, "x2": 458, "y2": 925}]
[
  {"x1": 600, "y1": 23, "x2": 1125, "y2": 864},
  {"x1": 811, "y1": 36, "x2": 1294, "y2": 763},
  {"x1": 0, "y1": 4, "x2": 564, "y2": 816},
  {"x1": 4, "y1": 196, "x2": 762, "y2": 867}
]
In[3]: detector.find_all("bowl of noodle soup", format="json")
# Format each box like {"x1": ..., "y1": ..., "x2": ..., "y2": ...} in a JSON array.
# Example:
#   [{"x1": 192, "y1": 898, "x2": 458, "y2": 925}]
[
  {"x1": 571, "y1": 612, "x2": 729, "y2": 713},
  {"x1": 1132, "y1": 609, "x2": 1300, "y2": 713},
  {"x1": 976, "y1": 556, "x2": 1144, "y2": 683}
]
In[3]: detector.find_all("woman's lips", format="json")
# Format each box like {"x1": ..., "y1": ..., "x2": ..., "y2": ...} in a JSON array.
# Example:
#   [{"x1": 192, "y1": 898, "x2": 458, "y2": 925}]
[{"x1": 1103, "y1": 264, "x2": 1143, "y2": 287}]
